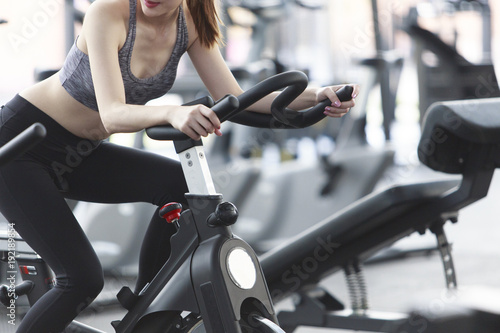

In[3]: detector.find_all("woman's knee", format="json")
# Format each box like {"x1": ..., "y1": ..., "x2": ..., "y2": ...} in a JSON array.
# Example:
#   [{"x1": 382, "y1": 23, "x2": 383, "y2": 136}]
[
  {"x1": 82, "y1": 271, "x2": 105, "y2": 299},
  {"x1": 56, "y1": 264, "x2": 104, "y2": 300}
]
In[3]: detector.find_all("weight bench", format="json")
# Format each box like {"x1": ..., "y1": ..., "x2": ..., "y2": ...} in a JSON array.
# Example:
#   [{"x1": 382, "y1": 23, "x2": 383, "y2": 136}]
[{"x1": 260, "y1": 97, "x2": 500, "y2": 332}]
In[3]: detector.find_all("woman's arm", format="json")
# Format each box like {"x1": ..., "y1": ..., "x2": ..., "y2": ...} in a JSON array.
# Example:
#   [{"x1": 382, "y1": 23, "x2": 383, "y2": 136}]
[
  {"x1": 188, "y1": 37, "x2": 359, "y2": 118},
  {"x1": 82, "y1": 0, "x2": 220, "y2": 140}
]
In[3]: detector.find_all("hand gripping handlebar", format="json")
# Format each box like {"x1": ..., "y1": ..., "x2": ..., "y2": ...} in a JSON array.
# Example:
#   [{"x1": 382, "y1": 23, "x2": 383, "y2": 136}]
[
  {"x1": 146, "y1": 95, "x2": 239, "y2": 141},
  {"x1": 230, "y1": 71, "x2": 353, "y2": 129},
  {"x1": 146, "y1": 70, "x2": 353, "y2": 141}
]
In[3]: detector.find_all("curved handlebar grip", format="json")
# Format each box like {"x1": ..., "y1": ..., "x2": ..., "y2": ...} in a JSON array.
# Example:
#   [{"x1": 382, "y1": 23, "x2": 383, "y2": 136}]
[
  {"x1": 238, "y1": 71, "x2": 309, "y2": 112},
  {"x1": 224, "y1": 71, "x2": 309, "y2": 129},
  {"x1": 228, "y1": 71, "x2": 353, "y2": 129},
  {"x1": 146, "y1": 70, "x2": 354, "y2": 139},
  {"x1": 271, "y1": 84, "x2": 354, "y2": 128},
  {"x1": 0, "y1": 123, "x2": 46, "y2": 166},
  {"x1": 146, "y1": 94, "x2": 239, "y2": 141}
]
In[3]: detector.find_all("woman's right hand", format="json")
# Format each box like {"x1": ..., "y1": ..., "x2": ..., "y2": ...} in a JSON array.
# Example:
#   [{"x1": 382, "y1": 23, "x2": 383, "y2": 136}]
[{"x1": 168, "y1": 105, "x2": 222, "y2": 141}]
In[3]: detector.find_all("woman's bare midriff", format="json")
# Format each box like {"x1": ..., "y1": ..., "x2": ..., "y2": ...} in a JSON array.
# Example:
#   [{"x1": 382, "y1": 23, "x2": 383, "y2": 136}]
[{"x1": 19, "y1": 74, "x2": 111, "y2": 141}]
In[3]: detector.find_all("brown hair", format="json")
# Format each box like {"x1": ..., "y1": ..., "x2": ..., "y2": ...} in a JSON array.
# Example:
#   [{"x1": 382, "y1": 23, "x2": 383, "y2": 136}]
[{"x1": 186, "y1": 0, "x2": 224, "y2": 48}]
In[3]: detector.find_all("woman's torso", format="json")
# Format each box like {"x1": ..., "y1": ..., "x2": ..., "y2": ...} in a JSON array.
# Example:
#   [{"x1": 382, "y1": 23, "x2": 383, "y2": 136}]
[{"x1": 19, "y1": 0, "x2": 196, "y2": 140}]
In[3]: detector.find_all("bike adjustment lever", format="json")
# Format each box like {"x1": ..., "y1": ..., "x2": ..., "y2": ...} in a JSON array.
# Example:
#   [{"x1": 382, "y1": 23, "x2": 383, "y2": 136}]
[
  {"x1": 159, "y1": 202, "x2": 183, "y2": 223},
  {"x1": 207, "y1": 202, "x2": 239, "y2": 227}
]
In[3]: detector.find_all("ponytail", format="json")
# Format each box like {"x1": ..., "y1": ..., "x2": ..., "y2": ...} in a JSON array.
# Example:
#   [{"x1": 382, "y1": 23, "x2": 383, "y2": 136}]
[{"x1": 186, "y1": 0, "x2": 224, "y2": 48}]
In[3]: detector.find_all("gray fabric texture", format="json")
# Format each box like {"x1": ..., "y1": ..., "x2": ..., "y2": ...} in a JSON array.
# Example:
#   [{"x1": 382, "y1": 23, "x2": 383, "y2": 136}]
[{"x1": 59, "y1": 0, "x2": 188, "y2": 111}]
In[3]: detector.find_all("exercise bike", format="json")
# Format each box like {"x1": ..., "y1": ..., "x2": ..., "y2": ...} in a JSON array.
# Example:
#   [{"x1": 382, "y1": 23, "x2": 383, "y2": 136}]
[
  {"x1": 0, "y1": 70, "x2": 353, "y2": 332},
  {"x1": 2, "y1": 73, "x2": 500, "y2": 332}
]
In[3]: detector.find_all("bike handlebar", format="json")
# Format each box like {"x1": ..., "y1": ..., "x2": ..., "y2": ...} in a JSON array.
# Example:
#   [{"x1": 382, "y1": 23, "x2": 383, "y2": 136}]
[
  {"x1": 272, "y1": 71, "x2": 353, "y2": 128},
  {"x1": 223, "y1": 70, "x2": 353, "y2": 129},
  {"x1": 146, "y1": 70, "x2": 353, "y2": 141},
  {"x1": 0, "y1": 123, "x2": 46, "y2": 166},
  {"x1": 146, "y1": 95, "x2": 239, "y2": 141}
]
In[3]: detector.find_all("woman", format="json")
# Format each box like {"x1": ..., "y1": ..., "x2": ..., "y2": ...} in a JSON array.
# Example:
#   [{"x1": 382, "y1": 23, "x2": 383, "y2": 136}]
[{"x1": 0, "y1": 0, "x2": 358, "y2": 332}]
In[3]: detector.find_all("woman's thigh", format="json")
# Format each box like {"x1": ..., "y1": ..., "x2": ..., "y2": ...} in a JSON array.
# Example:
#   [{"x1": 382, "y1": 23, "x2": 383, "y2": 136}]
[
  {"x1": 64, "y1": 141, "x2": 189, "y2": 206},
  {"x1": 0, "y1": 158, "x2": 101, "y2": 277}
]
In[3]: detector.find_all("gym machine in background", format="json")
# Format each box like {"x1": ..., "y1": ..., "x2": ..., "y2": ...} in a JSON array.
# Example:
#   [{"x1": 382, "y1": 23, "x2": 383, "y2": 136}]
[{"x1": 404, "y1": 0, "x2": 500, "y2": 122}]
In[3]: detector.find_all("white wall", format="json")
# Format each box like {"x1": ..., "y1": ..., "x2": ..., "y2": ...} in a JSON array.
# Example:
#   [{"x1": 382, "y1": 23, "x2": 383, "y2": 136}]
[{"x1": 0, "y1": 0, "x2": 66, "y2": 104}]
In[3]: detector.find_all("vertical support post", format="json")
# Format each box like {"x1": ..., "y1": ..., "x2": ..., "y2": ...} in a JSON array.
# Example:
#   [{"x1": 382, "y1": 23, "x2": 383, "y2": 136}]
[
  {"x1": 481, "y1": 1, "x2": 492, "y2": 63},
  {"x1": 65, "y1": 0, "x2": 75, "y2": 54},
  {"x1": 178, "y1": 145, "x2": 217, "y2": 195}
]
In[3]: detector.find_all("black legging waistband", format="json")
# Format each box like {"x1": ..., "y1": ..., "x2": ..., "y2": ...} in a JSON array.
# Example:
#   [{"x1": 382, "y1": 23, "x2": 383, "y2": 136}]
[{"x1": 3, "y1": 94, "x2": 101, "y2": 147}]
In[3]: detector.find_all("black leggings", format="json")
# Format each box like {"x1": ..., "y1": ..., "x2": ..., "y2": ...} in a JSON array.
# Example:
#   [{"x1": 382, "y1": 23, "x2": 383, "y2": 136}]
[{"x1": 0, "y1": 96, "x2": 188, "y2": 333}]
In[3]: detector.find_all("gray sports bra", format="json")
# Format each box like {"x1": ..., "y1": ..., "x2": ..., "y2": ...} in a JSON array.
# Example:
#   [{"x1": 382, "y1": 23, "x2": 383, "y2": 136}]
[{"x1": 59, "y1": 0, "x2": 188, "y2": 112}]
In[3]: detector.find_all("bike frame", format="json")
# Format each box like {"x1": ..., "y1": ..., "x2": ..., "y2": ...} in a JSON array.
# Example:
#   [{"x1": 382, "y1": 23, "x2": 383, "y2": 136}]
[
  {"x1": 1, "y1": 71, "x2": 354, "y2": 333},
  {"x1": 111, "y1": 133, "x2": 278, "y2": 333}
]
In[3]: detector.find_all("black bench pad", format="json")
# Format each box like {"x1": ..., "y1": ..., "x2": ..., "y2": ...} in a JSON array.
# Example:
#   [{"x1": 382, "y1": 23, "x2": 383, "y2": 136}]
[{"x1": 419, "y1": 98, "x2": 500, "y2": 173}]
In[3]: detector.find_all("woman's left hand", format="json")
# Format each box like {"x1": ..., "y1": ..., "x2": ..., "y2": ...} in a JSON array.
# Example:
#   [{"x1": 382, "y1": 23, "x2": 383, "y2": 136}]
[{"x1": 316, "y1": 84, "x2": 360, "y2": 118}]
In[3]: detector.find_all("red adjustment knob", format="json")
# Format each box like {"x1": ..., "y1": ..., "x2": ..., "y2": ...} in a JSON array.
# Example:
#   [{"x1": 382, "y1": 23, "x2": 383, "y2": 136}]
[{"x1": 159, "y1": 202, "x2": 182, "y2": 223}]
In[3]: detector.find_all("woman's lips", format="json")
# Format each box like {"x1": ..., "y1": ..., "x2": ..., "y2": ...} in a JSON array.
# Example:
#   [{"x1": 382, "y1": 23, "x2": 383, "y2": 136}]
[{"x1": 144, "y1": 0, "x2": 160, "y2": 8}]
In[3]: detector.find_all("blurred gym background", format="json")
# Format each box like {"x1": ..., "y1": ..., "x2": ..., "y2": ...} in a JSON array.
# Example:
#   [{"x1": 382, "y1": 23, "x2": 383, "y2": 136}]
[{"x1": 2, "y1": 1, "x2": 500, "y2": 332}]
